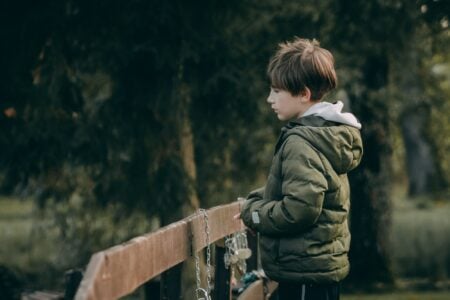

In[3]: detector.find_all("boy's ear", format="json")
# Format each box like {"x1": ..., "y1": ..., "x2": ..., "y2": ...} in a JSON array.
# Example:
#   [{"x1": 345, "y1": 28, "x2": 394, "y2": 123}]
[{"x1": 300, "y1": 87, "x2": 312, "y2": 102}]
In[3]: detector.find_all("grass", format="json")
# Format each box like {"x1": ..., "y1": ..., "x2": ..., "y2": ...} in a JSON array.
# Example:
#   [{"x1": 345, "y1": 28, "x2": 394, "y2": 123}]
[
  {"x1": 0, "y1": 195, "x2": 156, "y2": 291},
  {"x1": 1, "y1": 194, "x2": 450, "y2": 298},
  {"x1": 342, "y1": 291, "x2": 450, "y2": 300},
  {"x1": 0, "y1": 196, "x2": 62, "y2": 289},
  {"x1": 0, "y1": 197, "x2": 33, "y2": 239},
  {"x1": 0, "y1": 197, "x2": 35, "y2": 269},
  {"x1": 389, "y1": 195, "x2": 450, "y2": 280}
]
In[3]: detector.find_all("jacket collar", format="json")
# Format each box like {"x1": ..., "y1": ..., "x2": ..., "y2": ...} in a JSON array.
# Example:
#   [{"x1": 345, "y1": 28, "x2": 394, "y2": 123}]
[
  {"x1": 287, "y1": 115, "x2": 338, "y2": 128},
  {"x1": 274, "y1": 115, "x2": 339, "y2": 154}
]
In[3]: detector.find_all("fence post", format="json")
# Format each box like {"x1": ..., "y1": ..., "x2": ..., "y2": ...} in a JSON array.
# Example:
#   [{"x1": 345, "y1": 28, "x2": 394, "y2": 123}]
[
  {"x1": 143, "y1": 279, "x2": 160, "y2": 300},
  {"x1": 64, "y1": 269, "x2": 83, "y2": 300},
  {"x1": 160, "y1": 263, "x2": 182, "y2": 300},
  {"x1": 213, "y1": 239, "x2": 231, "y2": 300},
  {"x1": 246, "y1": 230, "x2": 258, "y2": 272}
]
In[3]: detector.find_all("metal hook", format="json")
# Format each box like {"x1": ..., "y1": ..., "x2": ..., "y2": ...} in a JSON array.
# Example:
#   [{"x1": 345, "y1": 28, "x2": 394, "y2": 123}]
[{"x1": 196, "y1": 287, "x2": 211, "y2": 300}]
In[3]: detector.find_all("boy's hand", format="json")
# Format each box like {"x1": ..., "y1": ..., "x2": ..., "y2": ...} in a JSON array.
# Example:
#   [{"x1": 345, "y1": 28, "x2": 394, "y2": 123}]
[
  {"x1": 233, "y1": 212, "x2": 243, "y2": 225},
  {"x1": 233, "y1": 213, "x2": 256, "y2": 236}
]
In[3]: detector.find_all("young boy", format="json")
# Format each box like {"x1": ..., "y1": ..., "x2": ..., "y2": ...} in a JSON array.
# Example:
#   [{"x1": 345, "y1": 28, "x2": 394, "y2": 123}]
[{"x1": 239, "y1": 38, "x2": 363, "y2": 300}]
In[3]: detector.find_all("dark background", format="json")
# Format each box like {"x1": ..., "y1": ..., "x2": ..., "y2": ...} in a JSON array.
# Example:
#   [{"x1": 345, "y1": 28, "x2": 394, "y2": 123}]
[{"x1": 0, "y1": 0, "x2": 449, "y2": 298}]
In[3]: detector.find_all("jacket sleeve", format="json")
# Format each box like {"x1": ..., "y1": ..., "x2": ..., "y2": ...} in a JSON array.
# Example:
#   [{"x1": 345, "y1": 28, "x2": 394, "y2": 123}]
[
  {"x1": 242, "y1": 136, "x2": 328, "y2": 236},
  {"x1": 240, "y1": 186, "x2": 267, "y2": 230}
]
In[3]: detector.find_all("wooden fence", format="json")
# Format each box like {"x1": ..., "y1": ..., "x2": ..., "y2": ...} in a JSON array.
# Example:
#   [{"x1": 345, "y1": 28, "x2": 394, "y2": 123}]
[{"x1": 74, "y1": 201, "x2": 277, "y2": 300}]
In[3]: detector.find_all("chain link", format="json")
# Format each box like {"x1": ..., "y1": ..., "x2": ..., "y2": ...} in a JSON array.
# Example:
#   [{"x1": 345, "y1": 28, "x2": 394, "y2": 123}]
[
  {"x1": 194, "y1": 248, "x2": 201, "y2": 299},
  {"x1": 194, "y1": 208, "x2": 212, "y2": 300},
  {"x1": 202, "y1": 208, "x2": 212, "y2": 294}
]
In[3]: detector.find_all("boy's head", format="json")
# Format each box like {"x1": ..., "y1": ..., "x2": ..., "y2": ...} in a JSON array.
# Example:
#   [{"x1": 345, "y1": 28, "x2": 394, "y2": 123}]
[{"x1": 267, "y1": 38, "x2": 337, "y2": 101}]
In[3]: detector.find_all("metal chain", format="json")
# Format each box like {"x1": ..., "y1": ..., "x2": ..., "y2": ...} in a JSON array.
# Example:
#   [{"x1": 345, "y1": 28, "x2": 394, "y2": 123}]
[
  {"x1": 194, "y1": 247, "x2": 202, "y2": 299},
  {"x1": 202, "y1": 208, "x2": 212, "y2": 294},
  {"x1": 194, "y1": 208, "x2": 212, "y2": 300}
]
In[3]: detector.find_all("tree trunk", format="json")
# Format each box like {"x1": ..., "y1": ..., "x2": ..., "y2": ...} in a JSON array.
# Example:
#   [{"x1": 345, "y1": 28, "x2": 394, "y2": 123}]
[
  {"x1": 400, "y1": 107, "x2": 437, "y2": 197},
  {"x1": 177, "y1": 78, "x2": 203, "y2": 300},
  {"x1": 395, "y1": 44, "x2": 441, "y2": 197},
  {"x1": 178, "y1": 81, "x2": 201, "y2": 213},
  {"x1": 347, "y1": 54, "x2": 394, "y2": 287}
]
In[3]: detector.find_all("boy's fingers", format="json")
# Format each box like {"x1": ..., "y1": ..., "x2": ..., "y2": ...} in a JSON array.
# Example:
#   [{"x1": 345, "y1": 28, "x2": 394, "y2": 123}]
[{"x1": 233, "y1": 214, "x2": 256, "y2": 235}]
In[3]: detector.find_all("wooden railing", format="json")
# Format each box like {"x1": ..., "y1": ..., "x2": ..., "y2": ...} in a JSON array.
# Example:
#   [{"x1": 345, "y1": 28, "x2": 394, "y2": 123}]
[{"x1": 74, "y1": 201, "x2": 277, "y2": 300}]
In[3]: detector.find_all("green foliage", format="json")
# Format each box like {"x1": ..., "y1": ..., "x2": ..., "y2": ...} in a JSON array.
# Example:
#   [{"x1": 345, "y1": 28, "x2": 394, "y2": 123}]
[
  {"x1": 42, "y1": 196, "x2": 155, "y2": 269},
  {"x1": 425, "y1": 35, "x2": 450, "y2": 196},
  {"x1": 0, "y1": 197, "x2": 60, "y2": 289},
  {"x1": 390, "y1": 198, "x2": 450, "y2": 280},
  {"x1": 0, "y1": 196, "x2": 155, "y2": 290},
  {"x1": 342, "y1": 292, "x2": 450, "y2": 300},
  {"x1": 0, "y1": 0, "x2": 340, "y2": 214},
  {"x1": 0, "y1": 0, "x2": 449, "y2": 291}
]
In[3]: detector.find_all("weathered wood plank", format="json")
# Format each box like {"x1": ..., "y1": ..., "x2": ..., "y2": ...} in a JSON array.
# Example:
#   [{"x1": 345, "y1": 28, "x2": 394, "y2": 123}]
[
  {"x1": 75, "y1": 201, "x2": 244, "y2": 300},
  {"x1": 189, "y1": 203, "x2": 244, "y2": 252},
  {"x1": 237, "y1": 280, "x2": 278, "y2": 300}
]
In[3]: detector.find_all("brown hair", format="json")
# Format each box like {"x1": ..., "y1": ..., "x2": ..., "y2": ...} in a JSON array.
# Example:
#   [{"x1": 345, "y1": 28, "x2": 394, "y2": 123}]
[{"x1": 267, "y1": 38, "x2": 337, "y2": 100}]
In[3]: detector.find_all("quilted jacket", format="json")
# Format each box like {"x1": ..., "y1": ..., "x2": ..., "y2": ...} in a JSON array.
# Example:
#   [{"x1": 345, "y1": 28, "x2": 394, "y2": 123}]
[{"x1": 241, "y1": 114, "x2": 363, "y2": 283}]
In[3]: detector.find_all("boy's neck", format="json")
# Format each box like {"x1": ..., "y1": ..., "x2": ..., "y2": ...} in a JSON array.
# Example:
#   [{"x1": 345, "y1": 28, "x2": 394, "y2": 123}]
[{"x1": 294, "y1": 100, "x2": 321, "y2": 120}]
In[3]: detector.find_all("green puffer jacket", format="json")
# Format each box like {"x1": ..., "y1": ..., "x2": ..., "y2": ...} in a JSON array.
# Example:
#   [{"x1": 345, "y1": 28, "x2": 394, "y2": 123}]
[{"x1": 241, "y1": 115, "x2": 363, "y2": 284}]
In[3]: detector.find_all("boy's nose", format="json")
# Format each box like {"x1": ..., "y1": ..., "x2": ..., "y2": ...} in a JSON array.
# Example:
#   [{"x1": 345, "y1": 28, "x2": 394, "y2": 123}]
[{"x1": 267, "y1": 95, "x2": 274, "y2": 104}]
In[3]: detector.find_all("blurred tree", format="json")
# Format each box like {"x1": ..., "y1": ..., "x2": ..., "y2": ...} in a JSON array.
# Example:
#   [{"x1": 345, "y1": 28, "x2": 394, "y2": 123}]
[
  {"x1": 424, "y1": 31, "x2": 450, "y2": 197},
  {"x1": 329, "y1": 0, "x2": 399, "y2": 287},
  {"x1": 417, "y1": 0, "x2": 450, "y2": 196},
  {"x1": 329, "y1": 0, "x2": 449, "y2": 286},
  {"x1": 392, "y1": 0, "x2": 449, "y2": 198},
  {"x1": 0, "y1": 0, "x2": 333, "y2": 220},
  {"x1": 0, "y1": 6, "x2": 282, "y2": 293},
  {"x1": 1, "y1": 0, "x2": 449, "y2": 291},
  {"x1": 0, "y1": 0, "x2": 267, "y2": 221}
]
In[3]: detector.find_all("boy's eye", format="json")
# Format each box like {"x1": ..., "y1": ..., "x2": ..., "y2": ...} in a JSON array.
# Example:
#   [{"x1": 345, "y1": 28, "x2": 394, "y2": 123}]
[{"x1": 271, "y1": 88, "x2": 280, "y2": 93}]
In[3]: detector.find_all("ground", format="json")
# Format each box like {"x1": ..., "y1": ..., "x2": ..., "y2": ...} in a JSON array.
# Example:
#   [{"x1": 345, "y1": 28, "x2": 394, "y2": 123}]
[
  {"x1": 342, "y1": 292, "x2": 450, "y2": 300},
  {"x1": 1, "y1": 196, "x2": 449, "y2": 299}
]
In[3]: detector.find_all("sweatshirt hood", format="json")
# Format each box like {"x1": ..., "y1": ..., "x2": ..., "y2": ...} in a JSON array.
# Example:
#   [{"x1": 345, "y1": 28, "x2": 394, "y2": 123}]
[{"x1": 302, "y1": 101, "x2": 362, "y2": 129}]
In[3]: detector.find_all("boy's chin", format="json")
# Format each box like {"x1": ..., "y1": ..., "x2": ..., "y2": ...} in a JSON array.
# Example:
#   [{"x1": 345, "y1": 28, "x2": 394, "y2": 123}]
[
  {"x1": 276, "y1": 114, "x2": 286, "y2": 121},
  {"x1": 277, "y1": 115, "x2": 290, "y2": 121}
]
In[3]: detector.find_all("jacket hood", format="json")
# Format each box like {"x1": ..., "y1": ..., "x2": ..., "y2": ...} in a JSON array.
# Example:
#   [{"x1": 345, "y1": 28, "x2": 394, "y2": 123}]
[{"x1": 281, "y1": 113, "x2": 363, "y2": 174}]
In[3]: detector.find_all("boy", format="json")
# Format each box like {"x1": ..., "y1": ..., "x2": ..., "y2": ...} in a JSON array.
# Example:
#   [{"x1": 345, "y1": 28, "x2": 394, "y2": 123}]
[{"x1": 239, "y1": 38, "x2": 363, "y2": 300}]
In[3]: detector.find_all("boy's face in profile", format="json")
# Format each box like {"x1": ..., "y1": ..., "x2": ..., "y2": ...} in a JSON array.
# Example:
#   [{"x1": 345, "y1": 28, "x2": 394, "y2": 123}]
[{"x1": 267, "y1": 87, "x2": 310, "y2": 121}]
